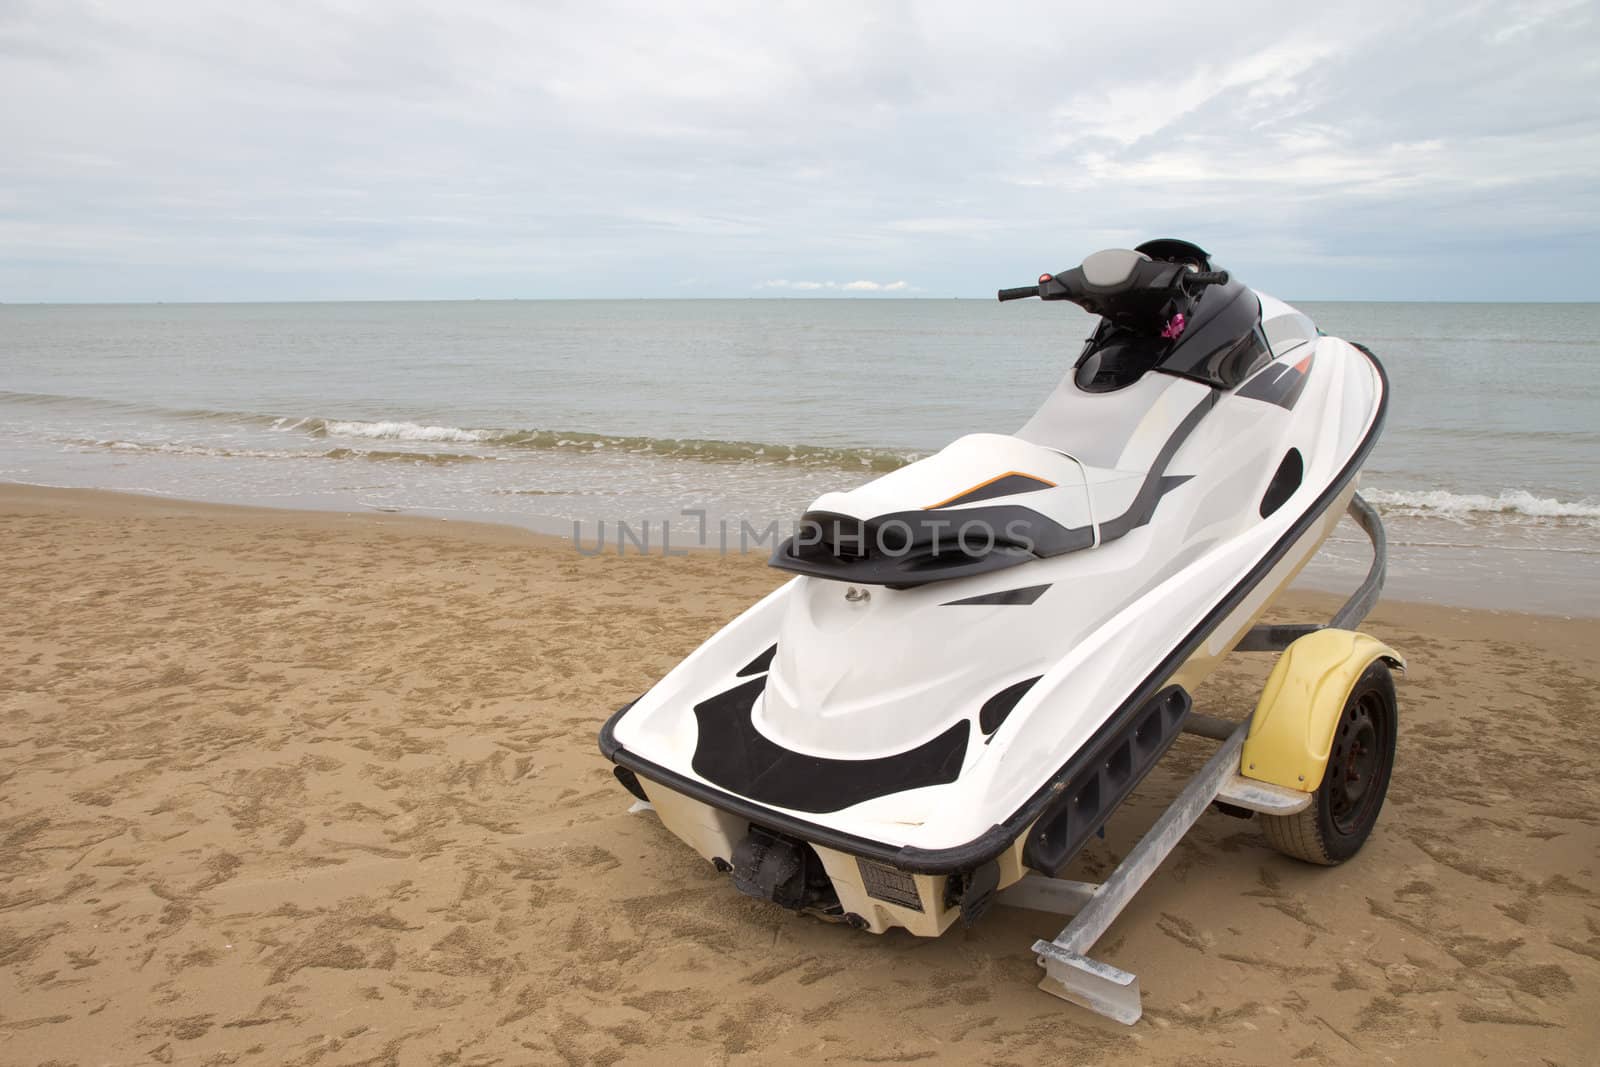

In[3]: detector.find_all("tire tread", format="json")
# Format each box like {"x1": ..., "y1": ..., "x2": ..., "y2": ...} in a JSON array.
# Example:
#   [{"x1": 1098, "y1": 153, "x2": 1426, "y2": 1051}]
[{"x1": 1260, "y1": 806, "x2": 1337, "y2": 865}]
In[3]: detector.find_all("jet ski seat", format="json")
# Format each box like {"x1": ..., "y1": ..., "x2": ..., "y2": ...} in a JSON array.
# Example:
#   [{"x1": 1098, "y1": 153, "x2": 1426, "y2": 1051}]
[{"x1": 1017, "y1": 366, "x2": 1214, "y2": 536}]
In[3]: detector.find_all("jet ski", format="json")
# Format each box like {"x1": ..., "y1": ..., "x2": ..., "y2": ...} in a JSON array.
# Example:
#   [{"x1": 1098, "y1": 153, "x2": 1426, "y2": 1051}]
[{"x1": 599, "y1": 239, "x2": 1393, "y2": 959}]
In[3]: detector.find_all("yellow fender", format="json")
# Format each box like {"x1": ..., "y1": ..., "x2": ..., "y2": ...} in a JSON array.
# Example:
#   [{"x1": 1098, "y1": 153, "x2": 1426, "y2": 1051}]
[{"x1": 1241, "y1": 629, "x2": 1404, "y2": 792}]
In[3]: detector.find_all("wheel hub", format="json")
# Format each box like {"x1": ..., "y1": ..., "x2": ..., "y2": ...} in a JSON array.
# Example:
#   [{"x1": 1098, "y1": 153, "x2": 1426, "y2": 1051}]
[{"x1": 1327, "y1": 694, "x2": 1382, "y2": 834}]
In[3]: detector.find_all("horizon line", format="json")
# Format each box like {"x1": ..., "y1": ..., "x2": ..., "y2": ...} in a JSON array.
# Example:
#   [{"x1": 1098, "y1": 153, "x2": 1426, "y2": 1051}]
[{"x1": 6, "y1": 295, "x2": 1599, "y2": 307}]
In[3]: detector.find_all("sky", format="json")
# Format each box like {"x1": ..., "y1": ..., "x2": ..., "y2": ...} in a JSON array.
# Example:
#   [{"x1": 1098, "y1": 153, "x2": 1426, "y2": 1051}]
[{"x1": 2, "y1": 0, "x2": 1597, "y2": 302}]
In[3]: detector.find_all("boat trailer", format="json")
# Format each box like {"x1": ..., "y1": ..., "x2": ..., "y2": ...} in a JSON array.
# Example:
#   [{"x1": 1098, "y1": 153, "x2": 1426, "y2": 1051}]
[{"x1": 999, "y1": 492, "x2": 1395, "y2": 1023}]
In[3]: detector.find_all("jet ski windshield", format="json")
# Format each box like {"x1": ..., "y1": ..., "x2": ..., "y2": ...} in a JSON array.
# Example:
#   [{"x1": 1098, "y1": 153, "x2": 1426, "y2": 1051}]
[
  {"x1": 1150, "y1": 280, "x2": 1272, "y2": 388},
  {"x1": 1075, "y1": 278, "x2": 1271, "y2": 393},
  {"x1": 998, "y1": 241, "x2": 1274, "y2": 392}
]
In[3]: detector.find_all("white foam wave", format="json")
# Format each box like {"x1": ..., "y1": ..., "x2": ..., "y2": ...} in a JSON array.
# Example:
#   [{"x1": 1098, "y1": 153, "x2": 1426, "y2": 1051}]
[
  {"x1": 84, "y1": 439, "x2": 302, "y2": 460},
  {"x1": 1365, "y1": 487, "x2": 1600, "y2": 522},
  {"x1": 68, "y1": 437, "x2": 483, "y2": 465},
  {"x1": 319, "y1": 419, "x2": 488, "y2": 443}
]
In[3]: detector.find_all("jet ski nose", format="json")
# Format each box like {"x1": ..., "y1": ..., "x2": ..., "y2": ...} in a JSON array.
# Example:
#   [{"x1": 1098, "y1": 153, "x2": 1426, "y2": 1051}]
[{"x1": 761, "y1": 581, "x2": 984, "y2": 756}]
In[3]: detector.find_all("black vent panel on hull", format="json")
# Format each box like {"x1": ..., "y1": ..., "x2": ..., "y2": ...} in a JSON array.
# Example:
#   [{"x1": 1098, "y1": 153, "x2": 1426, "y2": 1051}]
[
  {"x1": 857, "y1": 858, "x2": 924, "y2": 911},
  {"x1": 1022, "y1": 686, "x2": 1192, "y2": 876}
]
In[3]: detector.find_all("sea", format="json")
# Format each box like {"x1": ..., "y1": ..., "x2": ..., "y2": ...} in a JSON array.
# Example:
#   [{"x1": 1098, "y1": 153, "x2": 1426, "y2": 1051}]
[{"x1": 3, "y1": 299, "x2": 1597, "y2": 616}]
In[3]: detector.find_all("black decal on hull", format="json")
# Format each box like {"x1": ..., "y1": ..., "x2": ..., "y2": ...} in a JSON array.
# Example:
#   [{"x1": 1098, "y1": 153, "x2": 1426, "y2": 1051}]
[
  {"x1": 737, "y1": 644, "x2": 778, "y2": 677},
  {"x1": 979, "y1": 676, "x2": 1042, "y2": 735},
  {"x1": 690, "y1": 678, "x2": 970, "y2": 814},
  {"x1": 944, "y1": 584, "x2": 1051, "y2": 606},
  {"x1": 1238, "y1": 354, "x2": 1313, "y2": 410},
  {"x1": 1095, "y1": 393, "x2": 1215, "y2": 542}
]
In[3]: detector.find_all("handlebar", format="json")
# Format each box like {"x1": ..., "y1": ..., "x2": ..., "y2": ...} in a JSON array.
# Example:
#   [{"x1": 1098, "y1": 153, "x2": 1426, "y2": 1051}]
[{"x1": 997, "y1": 265, "x2": 1231, "y2": 304}]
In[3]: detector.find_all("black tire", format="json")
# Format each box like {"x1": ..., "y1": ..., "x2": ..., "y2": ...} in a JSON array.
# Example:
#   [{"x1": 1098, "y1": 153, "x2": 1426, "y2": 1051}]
[{"x1": 1260, "y1": 660, "x2": 1397, "y2": 865}]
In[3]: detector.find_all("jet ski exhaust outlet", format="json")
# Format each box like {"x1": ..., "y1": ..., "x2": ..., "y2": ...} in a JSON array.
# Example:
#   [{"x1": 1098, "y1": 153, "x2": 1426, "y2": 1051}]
[{"x1": 730, "y1": 825, "x2": 846, "y2": 921}]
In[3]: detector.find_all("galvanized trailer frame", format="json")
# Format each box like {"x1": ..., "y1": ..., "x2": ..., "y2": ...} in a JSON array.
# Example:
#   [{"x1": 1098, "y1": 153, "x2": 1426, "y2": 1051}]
[{"x1": 998, "y1": 493, "x2": 1389, "y2": 1024}]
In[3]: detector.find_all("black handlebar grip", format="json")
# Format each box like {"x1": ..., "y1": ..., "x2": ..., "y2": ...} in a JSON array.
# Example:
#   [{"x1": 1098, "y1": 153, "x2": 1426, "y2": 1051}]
[
  {"x1": 1188, "y1": 270, "x2": 1229, "y2": 287},
  {"x1": 997, "y1": 285, "x2": 1039, "y2": 302}
]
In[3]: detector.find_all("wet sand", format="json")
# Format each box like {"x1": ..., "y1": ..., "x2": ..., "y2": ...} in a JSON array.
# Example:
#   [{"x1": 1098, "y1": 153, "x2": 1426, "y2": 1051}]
[{"x1": 2, "y1": 483, "x2": 1597, "y2": 1065}]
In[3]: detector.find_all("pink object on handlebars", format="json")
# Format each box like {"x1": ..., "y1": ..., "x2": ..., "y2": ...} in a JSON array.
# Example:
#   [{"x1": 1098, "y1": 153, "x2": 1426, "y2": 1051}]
[{"x1": 1161, "y1": 313, "x2": 1187, "y2": 340}]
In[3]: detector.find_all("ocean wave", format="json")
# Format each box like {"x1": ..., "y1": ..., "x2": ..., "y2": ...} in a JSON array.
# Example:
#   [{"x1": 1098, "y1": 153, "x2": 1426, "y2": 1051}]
[
  {"x1": 310, "y1": 419, "x2": 492, "y2": 444},
  {"x1": 1365, "y1": 487, "x2": 1600, "y2": 522},
  {"x1": 0, "y1": 391, "x2": 923, "y2": 471},
  {"x1": 1325, "y1": 532, "x2": 1600, "y2": 554},
  {"x1": 83, "y1": 439, "x2": 301, "y2": 460},
  {"x1": 35, "y1": 401, "x2": 923, "y2": 471},
  {"x1": 72, "y1": 438, "x2": 486, "y2": 465},
  {"x1": 284, "y1": 417, "x2": 922, "y2": 471},
  {"x1": 320, "y1": 448, "x2": 487, "y2": 465},
  {"x1": 0, "y1": 389, "x2": 85, "y2": 406},
  {"x1": 485, "y1": 428, "x2": 922, "y2": 471},
  {"x1": 1343, "y1": 334, "x2": 1599, "y2": 348}
]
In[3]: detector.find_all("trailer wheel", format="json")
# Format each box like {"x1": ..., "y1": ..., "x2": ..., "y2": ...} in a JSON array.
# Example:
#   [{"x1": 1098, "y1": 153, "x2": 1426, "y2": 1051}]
[{"x1": 1260, "y1": 660, "x2": 1397, "y2": 865}]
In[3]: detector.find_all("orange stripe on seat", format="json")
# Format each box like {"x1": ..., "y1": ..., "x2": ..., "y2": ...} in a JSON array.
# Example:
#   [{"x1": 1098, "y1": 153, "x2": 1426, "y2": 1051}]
[{"x1": 925, "y1": 471, "x2": 1057, "y2": 510}]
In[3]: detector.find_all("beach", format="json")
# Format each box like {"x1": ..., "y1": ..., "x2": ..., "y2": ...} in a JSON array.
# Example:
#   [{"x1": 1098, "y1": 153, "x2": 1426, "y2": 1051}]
[{"x1": 2, "y1": 482, "x2": 1597, "y2": 1065}]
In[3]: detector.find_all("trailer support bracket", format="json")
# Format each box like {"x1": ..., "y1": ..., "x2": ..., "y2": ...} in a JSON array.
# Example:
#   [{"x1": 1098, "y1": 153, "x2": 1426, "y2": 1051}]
[{"x1": 1035, "y1": 942, "x2": 1142, "y2": 1025}]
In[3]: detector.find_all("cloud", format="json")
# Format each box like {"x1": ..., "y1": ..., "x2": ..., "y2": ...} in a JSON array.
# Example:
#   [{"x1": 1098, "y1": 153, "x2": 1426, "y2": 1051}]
[
  {"x1": 0, "y1": 0, "x2": 1596, "y2": 300},
  {"x1": 757, "y1": 280, "x2": 827, "y2": 291}
]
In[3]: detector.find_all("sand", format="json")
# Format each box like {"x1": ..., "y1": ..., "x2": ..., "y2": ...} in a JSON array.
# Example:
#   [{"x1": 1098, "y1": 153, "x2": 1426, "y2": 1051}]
[{"x1": 2, "y1": 483, "x2": 1597, "y2": 1066}]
